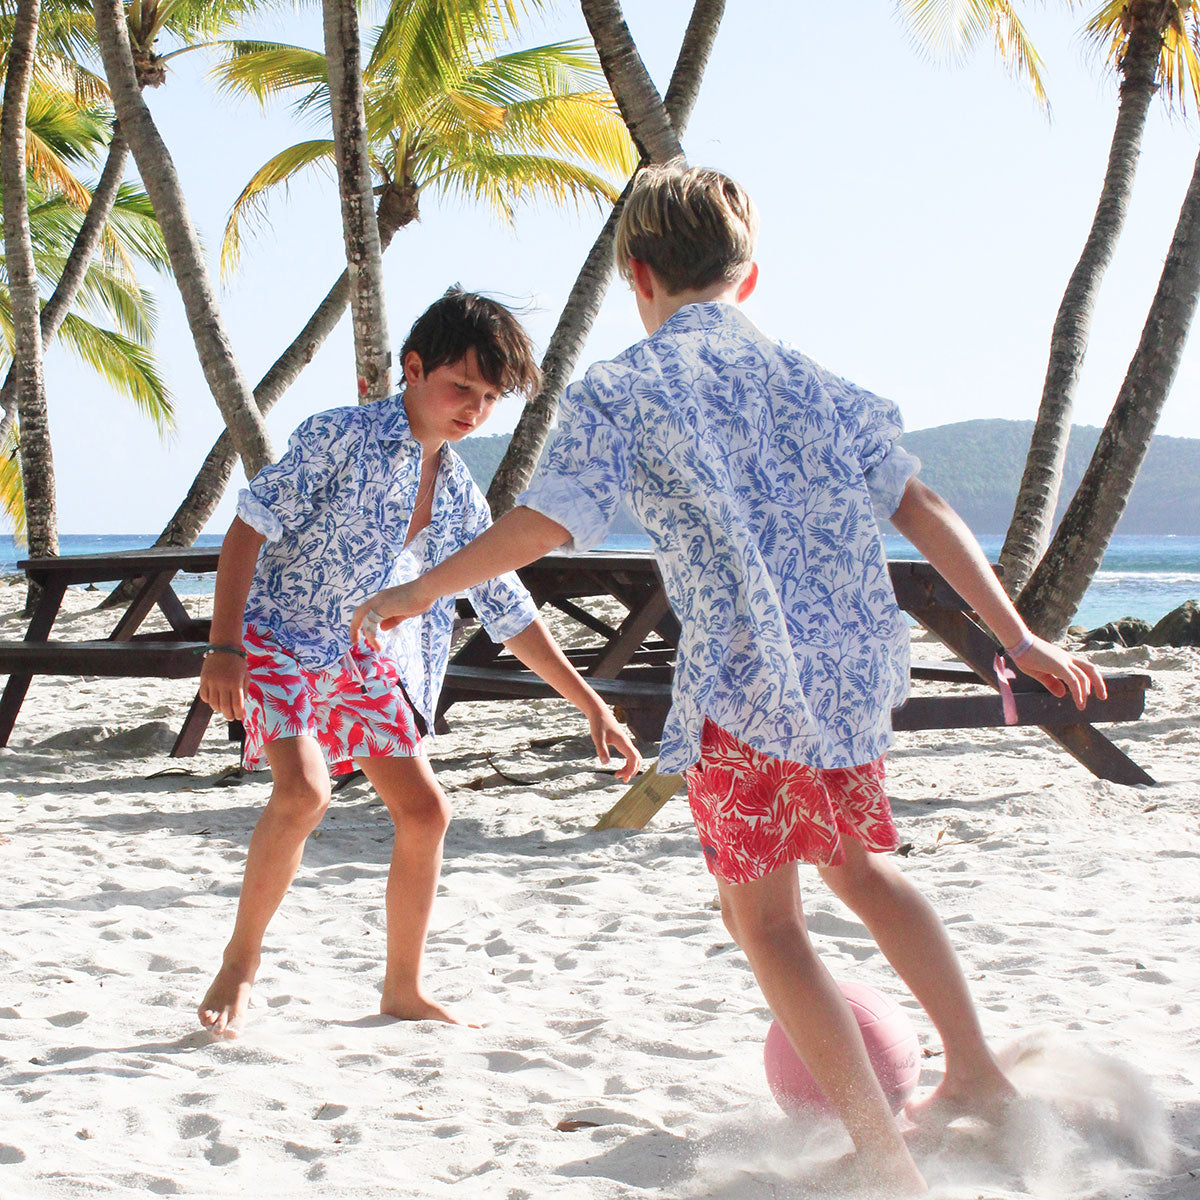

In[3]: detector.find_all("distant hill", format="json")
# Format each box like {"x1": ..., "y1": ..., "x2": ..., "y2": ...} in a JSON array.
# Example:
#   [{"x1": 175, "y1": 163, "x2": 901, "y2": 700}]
[{"x1": 455, "y1": 420, "x2": 1200, "y2": 536}]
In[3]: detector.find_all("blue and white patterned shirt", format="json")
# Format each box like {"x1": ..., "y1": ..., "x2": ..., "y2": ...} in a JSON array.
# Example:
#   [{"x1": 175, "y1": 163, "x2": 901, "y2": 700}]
[
  {"x1": 519, "y1": 303, "x2": 919, "y2": 773},
  {"x1": 238, "y1": 394, "x2": 538, "y2": 731}
]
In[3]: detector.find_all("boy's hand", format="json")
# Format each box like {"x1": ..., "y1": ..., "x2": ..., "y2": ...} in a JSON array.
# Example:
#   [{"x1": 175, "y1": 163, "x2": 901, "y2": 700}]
[
  {"x1": 351, "y1": 583, "x2": 434, "y2": 650},
  {"x1": 587, "y1": 705, "x2": 642, "y2": 783},
  {"x1": 1011, "y1": 637, "x2": 1107, "y2": 710},
  {"x1": 199, "y1": 651, "x2": 248, "y2": 721}
]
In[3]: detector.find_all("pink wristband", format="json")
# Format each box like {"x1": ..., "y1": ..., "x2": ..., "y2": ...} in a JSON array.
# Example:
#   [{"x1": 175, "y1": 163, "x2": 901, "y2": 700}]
[{"x1": 1004, "y1": 631, "x2": 1034, "y2": 658}]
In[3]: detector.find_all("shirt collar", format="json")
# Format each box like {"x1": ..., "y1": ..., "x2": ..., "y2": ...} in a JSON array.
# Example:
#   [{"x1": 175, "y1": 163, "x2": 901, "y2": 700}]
[{"x1": 374, "y1": 390, "x2": 415, "y2": 443}]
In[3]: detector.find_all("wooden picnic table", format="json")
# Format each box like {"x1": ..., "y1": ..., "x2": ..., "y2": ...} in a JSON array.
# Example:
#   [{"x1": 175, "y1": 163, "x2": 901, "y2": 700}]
[
  {"x1": 0, "y1": 546, "x2": 1154, "y2": 785},
  {"x1": 0, "y1": 546, "x2": 223, "y2": 755},
  {"x1": 440, "y1": 552, "x2": 1154, "y2": 786}
]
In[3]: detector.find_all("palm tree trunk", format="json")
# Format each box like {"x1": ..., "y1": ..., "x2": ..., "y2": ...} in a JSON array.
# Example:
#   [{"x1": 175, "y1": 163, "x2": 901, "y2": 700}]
[
  {"x1": 1017, "y1": 142, "x2": 1200, "y2": 641},
  {"x1": 152, "y1": 189, "x2": 415, "y2": 547},
  {"x1": 91, "y1": 0, "x2": 273, "y2": 477},
  {"x1": 579, "y1": 0, "x2": 684, "y2": 163},
  {"x1": 3, "y1": 0, "x2": 59, "y2": 594},
  {"x1": 487, "y1": 0, "x2": 724, "y2": 514},
  {"x1": 997, "y1": 14, "x2": 1165, "y2": 594},
  {"x1": 322, "y1": 0, "x2": 391, "y2": 403},
  {"x1": 0, "y1": 125, "x2": 131, "y2": 445}
]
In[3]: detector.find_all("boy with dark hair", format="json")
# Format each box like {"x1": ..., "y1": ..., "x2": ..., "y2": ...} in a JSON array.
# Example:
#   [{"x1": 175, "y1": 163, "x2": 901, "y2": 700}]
[
  {"x1": 351, "y1": 177, "x2": 1106, "y2": 1192},
  {"x1": 197, "y1": 288, "x2": 639, "y2": 1038}
]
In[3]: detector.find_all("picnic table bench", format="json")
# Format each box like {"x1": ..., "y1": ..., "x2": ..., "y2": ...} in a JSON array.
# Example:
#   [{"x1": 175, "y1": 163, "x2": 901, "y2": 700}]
[
  {"x1": 0, "y1": 546, "x2": 1154, "y2": 786},
  {"x1": 0, "y1": 546, "x2": 223, "y2": 756}
]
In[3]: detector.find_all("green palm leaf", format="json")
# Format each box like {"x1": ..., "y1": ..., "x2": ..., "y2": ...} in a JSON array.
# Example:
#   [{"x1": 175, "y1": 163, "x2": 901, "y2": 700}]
[
  {"x1": 221, "y1": 139, "x2": 337, "y2": 276},
  {"x1": 55, "y1": 313, "x2": 173, "y2": 433}
]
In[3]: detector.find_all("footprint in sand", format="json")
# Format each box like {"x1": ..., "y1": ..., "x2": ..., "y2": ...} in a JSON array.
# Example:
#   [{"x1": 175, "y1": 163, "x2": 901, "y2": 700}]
[{"x1": 46, "y1": 1010, "x2": 88, "y2": 1028}]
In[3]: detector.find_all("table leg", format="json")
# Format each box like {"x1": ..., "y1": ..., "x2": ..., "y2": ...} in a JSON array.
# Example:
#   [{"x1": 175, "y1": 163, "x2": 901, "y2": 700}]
[
  {"x1": 109, "y1": 570, "x2": 178, "y2": 641},
  {"x1": 172, "y1": 693, "x2": 215, "y2": 757},
  {"x1": 907, "y1": 602, "x2": 1153, "y2": 785},
  {"x1": 0, "y1": 575, "x2": 69, "y2": 747}
]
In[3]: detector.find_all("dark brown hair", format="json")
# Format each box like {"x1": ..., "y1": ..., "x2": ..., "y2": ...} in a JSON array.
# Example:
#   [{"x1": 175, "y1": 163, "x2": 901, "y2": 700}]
[
  {"x1": 616, "y1": 164, "x2": 758, "y2": 295},
  {"x1": 400, "y1": 287, "x2": 541, "y2": 397}
]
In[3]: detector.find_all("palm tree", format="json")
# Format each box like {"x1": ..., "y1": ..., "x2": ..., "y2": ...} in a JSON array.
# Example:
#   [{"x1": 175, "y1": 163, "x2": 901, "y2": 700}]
[
  {"x1": 91, "y1": 0, "x2": 274, "y2": 477},
  {"x1": 2, "y1": 0, "x2": 57, "y2": 575},
  {"x1": 1018, "y1": 141, "x2": 1200, "y2": 638},
  {"x1": 139, "y1": 0, "x2": 635, "y2": 553},
  {"x1": 322, "y1": 0, "x2": 391, "y2": 401},
  {"x1": 0, "y1": 177, "x2": 173, "y2": 534},
  {"x1": 999, "y1": 1, "x2": 1200, "y2": 594},
  {"x1": 487, "y1": 0, "x2": 724, "y2": 514}
]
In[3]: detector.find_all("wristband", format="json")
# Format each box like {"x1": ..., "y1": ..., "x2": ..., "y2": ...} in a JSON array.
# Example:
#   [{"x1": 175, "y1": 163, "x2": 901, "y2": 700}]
[
  {"x1": 1004, "y1": 630, "x2": 1034, "y2": 658},
  {"x1": 204, "y1": 643, "x2": 247, "y2": 659}
]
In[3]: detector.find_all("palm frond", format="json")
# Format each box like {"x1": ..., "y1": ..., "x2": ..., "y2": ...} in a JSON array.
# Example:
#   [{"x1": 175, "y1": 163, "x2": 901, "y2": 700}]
[
  {"x1": 425, "y1": 149, "x2": 625, "y2": 220},
  {"x1": 56, "y1": 312, "x2": 173, "y2": 433},
  {"x1": 221, "y1": 139, "x2": 337, "y2": 277},
  {"x1": 207, "y1": 40, "x2": 329, "y2": 106},
  {"x1": 895, "y1": 0, "x2": 1051, "y2": 109},
  {"x1": 0, "y1": 423, "x2": 25, "y2": 541}
]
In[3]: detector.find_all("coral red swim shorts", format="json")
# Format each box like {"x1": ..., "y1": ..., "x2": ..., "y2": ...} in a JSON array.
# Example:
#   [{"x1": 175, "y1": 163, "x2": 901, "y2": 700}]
[
  {"x1": 241, "y1": 625, "x2": 424, "y2": 776},
  {"x1": 684, "y1": 719, "x2": 899, "y2": 884}
]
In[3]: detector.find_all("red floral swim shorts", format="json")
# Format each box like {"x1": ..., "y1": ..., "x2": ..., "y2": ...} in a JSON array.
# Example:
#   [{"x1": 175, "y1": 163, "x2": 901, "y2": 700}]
[
  {"x1": 241, "y1": 625, "x2": 424, "y2": 775},
  {"x1": 684, "y1": 719, "x2": 900, "y2": 884}
]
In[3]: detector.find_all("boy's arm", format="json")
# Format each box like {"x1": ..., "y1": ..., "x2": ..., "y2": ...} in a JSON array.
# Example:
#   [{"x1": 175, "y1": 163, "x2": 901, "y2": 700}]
[
  {"x1": 199, "y1": 516, "x2": 266, "y2": 721},
  {"x1": 502, "y1": 618, "x2": 642, "y2": 782},
  {"x1": 889, "y1": 479, "x2": 1105, "y2": 708},
  {"x1": 351, "y1": 507, "x2": 569, "y2": 639}
]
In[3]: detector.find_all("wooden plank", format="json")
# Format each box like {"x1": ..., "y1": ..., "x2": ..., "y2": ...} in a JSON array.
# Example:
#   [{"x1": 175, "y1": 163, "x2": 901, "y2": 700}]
[
  {"x1": 892, "y1": 685, "x2": 1147, "y2": 732},
  {"x1": 0, "y1": 640, "x2": 207, "y2": 678},
  {"x1": 594, "y1": 761, "x2": 684, "y2": 830}
]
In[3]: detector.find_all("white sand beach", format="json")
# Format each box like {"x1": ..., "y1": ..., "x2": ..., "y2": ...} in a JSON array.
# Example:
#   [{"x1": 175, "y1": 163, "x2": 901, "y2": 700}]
[{"x1": 1, "y1": 579, "x2": 1197, "y2": 1199}]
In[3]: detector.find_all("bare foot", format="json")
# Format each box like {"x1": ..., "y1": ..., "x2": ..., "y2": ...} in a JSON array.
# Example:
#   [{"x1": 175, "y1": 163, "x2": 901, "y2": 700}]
[
  {"x1": 379, "y1": 991, "x2": 466, "y2": 1025},
  {"x1": 800, "y1": 1146, "x2": 927, "y2": 1197},
  {"x1": 198, "y1": 961, "x2": 257, "y2": 1039},
  {"x1": 905, "y1": 1069, "x2": 1018, "y2": 1128}
]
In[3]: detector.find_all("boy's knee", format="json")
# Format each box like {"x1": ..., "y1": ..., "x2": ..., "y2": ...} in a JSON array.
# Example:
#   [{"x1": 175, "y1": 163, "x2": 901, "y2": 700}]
[
  {"x1": 384, "y1": 789, "x2": 449, "y2": 835},
  {"x1": 268, "y1": 777, "x2": 331, "y2": 827}
]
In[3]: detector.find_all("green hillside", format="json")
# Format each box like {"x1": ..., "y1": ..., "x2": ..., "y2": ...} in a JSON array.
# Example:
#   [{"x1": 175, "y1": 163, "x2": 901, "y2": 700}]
[{"x1": 455, "y1": 420, "x2": 1200, "y2": 536}]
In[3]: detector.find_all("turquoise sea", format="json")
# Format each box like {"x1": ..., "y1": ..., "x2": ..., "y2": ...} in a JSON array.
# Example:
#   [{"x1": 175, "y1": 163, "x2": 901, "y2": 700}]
[{"x1": 2, "y1": 532, "x2": 1198, "y2": 633}]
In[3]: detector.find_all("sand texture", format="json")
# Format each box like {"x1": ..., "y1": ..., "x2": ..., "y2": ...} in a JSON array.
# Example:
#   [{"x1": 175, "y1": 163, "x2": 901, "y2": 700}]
[{"x1": 0, "y1": 581, "x2": 1197, "y2": 1199}]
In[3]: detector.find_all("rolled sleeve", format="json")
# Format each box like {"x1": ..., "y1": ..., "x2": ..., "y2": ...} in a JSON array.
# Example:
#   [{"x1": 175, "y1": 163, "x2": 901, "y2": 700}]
[
  {"x1": 823, "y1": 370, "x2": 916, "y2": 519},
  {"x1": 864, "y1": 446, "x2": 921, "y2": 520},
  {"x1": 241, "y1": 413, "x2": 337, "y2": 543},
  {"x1": 236, "y1": 488, "x2": 284, "y2": 541},
  {"x1": 516, "y1": 376, "x2": 631, "y2": 554},
  {"x1": 470, "y1": 573, "x2": 539, "y2": 643}
]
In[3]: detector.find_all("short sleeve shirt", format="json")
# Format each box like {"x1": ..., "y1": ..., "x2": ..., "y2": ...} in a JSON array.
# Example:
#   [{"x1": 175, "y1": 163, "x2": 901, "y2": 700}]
[
  {"x1": 518, "y1": 303, "x2": 918, "y2": 774},
  {"x1": 238, "y1": 394, "x2": 538, "y2": 731}
]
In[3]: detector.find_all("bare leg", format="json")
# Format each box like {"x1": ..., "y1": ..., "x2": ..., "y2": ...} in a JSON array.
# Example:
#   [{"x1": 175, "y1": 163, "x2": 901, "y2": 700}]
[
  {"x1": 719, "y1": 865, "x2": 926, "y2": 1196},
  {"x1": 198, "y1": 737, "x2": 331, "y2": 1038},
  {"x1": 818, "y1": 840, "x2": 1017, "y2": 1124},
  {"x1": 358, "y1": 753, "x2": 457, "y2": 1023}
]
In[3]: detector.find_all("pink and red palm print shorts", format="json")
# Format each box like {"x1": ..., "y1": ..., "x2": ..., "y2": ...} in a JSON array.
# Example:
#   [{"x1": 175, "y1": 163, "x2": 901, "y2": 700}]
[
  {"x1": 241, "y1": 625, "x2": 424, "y2": 775},
  {"x1": 684, "y1": 719, "x2": 900, "y2": 884}
]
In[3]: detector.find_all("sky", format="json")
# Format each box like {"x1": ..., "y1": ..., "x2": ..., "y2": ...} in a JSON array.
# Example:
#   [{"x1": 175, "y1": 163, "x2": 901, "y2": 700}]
[{"x1": 38, "y1": 2, "x2": 1200, "y2": 535}]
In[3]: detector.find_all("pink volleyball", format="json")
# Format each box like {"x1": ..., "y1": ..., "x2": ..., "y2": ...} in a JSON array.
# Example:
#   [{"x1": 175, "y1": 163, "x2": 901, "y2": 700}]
[{"x1": 764, "y1": 981, "x2": 921, "y2": 1116}]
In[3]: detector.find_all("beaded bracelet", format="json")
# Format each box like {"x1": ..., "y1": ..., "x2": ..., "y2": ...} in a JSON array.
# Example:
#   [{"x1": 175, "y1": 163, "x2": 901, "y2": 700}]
[{"x1": 204, "y1": 643, "x2": 247, "y2": 659}]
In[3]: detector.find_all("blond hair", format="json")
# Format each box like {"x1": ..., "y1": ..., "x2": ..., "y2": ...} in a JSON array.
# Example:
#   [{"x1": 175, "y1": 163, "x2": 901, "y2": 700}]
[{"x1": 615, "y1": 164, "x2": 758, "y2": 295}]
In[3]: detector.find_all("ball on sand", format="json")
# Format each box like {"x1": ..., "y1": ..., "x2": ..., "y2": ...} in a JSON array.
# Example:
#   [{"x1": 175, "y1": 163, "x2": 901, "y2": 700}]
[{"x1": 764, "y1": 982, "x2": 921, "y2": 1116}]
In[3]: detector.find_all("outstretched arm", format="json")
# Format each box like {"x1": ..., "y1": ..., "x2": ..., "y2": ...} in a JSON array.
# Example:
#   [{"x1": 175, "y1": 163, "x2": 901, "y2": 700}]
[
  {"x1": 350, "y1": 507, "x2": 569, "y2": 640},
  {"x1": 889, "y1": 479, "x2": 1105, "y2": 708}
]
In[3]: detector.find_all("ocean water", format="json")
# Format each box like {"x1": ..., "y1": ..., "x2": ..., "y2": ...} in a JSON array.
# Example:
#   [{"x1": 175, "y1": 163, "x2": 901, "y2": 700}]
[{"x1": 2, "y1": 532, "x2": 1198, "y2": 633}]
